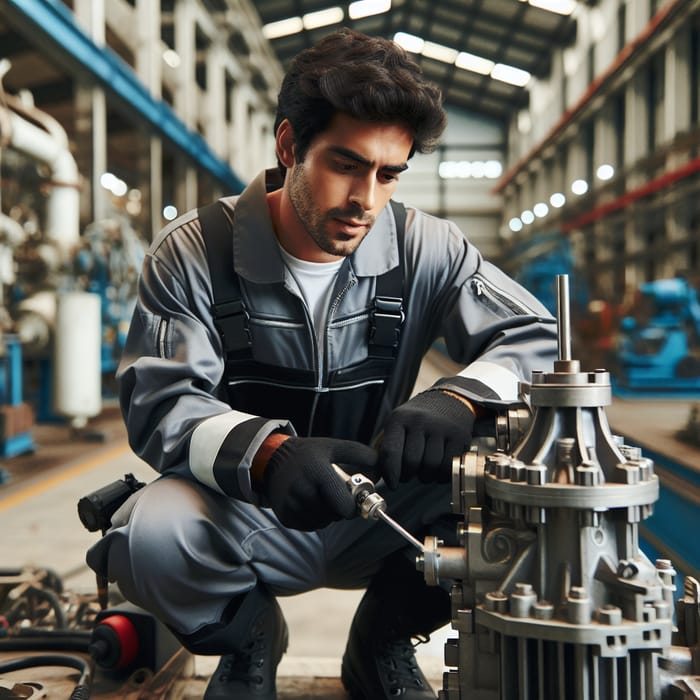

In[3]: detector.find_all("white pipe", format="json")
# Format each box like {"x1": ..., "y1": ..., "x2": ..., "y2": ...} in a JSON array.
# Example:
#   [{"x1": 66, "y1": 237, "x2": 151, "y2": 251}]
[{"x1": 3, "y1": 103, "x2": 80, "y2": 259}]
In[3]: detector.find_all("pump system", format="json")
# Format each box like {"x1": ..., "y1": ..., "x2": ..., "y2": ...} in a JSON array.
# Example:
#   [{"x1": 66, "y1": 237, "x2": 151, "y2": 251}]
[
  {"x1": 418, "y1": 274, "x2": 700, "y2": 699},
  {"x1": 335, "y1": 273, "x2": 698, "y2": 698}
]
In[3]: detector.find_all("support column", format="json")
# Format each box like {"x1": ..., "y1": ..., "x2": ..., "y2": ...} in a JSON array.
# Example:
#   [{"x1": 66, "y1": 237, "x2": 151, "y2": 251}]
[{"x1": 73, "y1": 0, "x2": 108, "y2": 224}]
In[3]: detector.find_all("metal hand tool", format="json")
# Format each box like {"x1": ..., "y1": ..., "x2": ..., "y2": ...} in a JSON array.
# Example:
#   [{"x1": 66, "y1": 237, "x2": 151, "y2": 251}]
[{"x1": 332, "y1": 464, "x2": 424, "y2": 552}]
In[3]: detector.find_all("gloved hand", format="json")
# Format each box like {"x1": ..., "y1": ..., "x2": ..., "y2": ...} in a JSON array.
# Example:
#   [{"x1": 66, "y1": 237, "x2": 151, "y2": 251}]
[
  {"x1": 263, "y1": 437, "x2": 378, "y2": 531},
  {"x1": 378, "y1": 389, "x2": 476, "y2": 488}
]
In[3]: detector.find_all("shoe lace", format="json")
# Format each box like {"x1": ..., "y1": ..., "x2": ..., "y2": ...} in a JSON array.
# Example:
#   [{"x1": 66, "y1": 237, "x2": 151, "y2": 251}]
[
  {"x1": 215, "y1": 622, "x2": 268, "y2": 686},
  {"x1": 377, "y1": 633, "x2": 431, "y2": 696}
]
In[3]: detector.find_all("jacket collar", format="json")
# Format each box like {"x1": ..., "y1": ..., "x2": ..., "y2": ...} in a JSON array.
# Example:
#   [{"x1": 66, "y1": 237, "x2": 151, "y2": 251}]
[{"x1": 232, "y1": 169, "x2": 400, "y2": 283}]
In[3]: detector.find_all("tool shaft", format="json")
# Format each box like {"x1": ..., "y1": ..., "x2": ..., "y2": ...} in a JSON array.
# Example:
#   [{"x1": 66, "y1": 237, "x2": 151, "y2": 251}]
[{"x1": 375, "y1": 509, "x2": 425, "y2": 553}]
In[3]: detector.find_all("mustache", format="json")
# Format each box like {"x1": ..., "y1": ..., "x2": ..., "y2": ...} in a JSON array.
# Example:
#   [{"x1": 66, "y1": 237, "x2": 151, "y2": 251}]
[{"x1": 327, "y1": 206, "x2": 374, "y2": 225}]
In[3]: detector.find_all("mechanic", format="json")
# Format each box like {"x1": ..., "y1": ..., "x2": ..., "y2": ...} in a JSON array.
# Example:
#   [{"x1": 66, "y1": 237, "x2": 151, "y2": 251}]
[{"x1": 86, "y1": 27, "x2": 557, "y2": 700}]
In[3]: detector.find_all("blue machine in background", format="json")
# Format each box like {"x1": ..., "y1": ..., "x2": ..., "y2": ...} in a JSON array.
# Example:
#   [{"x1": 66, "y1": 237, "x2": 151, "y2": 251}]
[
  {"x1": 616, "y1": 277, "x2": 700, "y2": 394},
  {"x1": 508, "y1": 232, "x2": 588, "y2": 318}
]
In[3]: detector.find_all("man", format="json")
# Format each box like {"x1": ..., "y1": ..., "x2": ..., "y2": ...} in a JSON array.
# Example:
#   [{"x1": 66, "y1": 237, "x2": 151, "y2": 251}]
[{"x1": 87, "y1": 28, "x2": 557, "y2": 700}]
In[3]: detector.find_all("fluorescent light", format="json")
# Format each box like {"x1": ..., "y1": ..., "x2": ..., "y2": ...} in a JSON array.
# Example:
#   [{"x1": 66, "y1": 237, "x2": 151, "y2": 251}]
[
  {"x1": 533, "y1": 202, "x2": 549, "y2": 218},
  {"x1": 422, "y1": 40, "x2": 458, "y2": 64},
  {"x1": 438, "y1": 160, "x2": 503, "y2": 179},
  {"x1": 491, "y1": 63, "x2": 531, "y2": 87},
  {"x1": 571, "y1": 179, "x2": 588, "y2": 195},
  {"x1": 162, "y1": 49, "x2": 181, "y2": 68},
  {"x1": 262, "y1": 16, "x2": 303, "y2": 39},
  {"x1": 349, "y1": 0, "x2": 391, "y2": 20},
  {"x1": 529, "y1": 0, "x2": 576, "y2": 16},
  {"x1": 596, "y1": 164, "x2": 615, "y2": 181},
  {"x1": 483, "y1": 160, "x2": 503, "y2": 178},
  {"x1": 163, "y1": 205, "x2": 178, "y2": 221},
  {"x1": 100, "y1": 172, "x2": 127, "y2": 197},
  {"x1": 455, "y1": 51, "x2": 494, "y2": 75},
  {"x1": 393, "y1": 32, "x2": 424, "y2": 54},
  {"x1": 303, "y1": 7, "x2": 344, "y2": 30},
  {"x1": 550, "y1": 192, "x2": 566, "y2": 208}
]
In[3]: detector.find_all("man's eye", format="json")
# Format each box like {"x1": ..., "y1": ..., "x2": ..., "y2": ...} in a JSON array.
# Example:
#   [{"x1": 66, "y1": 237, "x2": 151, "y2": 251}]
[
  {"x1": 335, "y1": 161, "x2": 357, "y2": 172},
  {"x1": 380, "y1": 172, "x2": 398, "y2": 183}
]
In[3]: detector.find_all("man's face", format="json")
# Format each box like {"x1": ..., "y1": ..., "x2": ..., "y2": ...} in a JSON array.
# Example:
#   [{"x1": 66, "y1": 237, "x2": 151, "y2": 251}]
[{"x1": 283, "y1": 113, "x2": 413, "y2": 262}]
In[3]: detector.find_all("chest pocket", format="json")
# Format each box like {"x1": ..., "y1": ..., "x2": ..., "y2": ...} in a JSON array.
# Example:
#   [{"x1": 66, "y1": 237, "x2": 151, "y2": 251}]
[{"x1": 198, "y1": 199, "x2": 407, "y2": 442}]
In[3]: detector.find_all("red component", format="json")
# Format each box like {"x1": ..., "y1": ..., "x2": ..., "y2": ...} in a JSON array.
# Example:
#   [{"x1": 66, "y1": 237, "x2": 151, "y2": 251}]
[{"x1": 96, "y1": 614, "x2": 140, "y2": 669}]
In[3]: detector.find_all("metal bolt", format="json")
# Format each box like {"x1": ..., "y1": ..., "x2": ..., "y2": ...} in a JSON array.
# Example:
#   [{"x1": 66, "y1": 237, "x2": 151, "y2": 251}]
[
  {"x1": 617, "y1": 560, "x2": 639, "y2": 579},
  {"x1": 567, "y1": 586, "x2": 591, "y2": 624},
  {"x1": 532, "y1": 600, "x2": 554, "y2": 619},
  {"x1": 484, "y1": 591, "x2": 509, "y2": 613},
  {"x1": 597, "y1": 605, "x2": 622, "y2": 625},
  {"x1": 510, "y1": 583, "x2": 537, "y2": 618},
  {"x1": 526, "y1": 464, "x2": 547, "y2": 485},
  {"x1": 509, "y1": 461, "x2": 526, "y2": 482}
]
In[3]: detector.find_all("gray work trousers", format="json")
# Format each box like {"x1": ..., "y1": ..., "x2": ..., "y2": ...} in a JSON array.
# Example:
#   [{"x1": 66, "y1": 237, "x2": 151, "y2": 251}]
[{"x1": 86, "y1": 473, "x2": 453, "y2": 637}]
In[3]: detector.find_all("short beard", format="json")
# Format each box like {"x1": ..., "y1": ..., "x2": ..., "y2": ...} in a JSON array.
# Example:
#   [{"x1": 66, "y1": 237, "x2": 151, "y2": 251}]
[{"x1": 287, "y1": 163, "x2": 374, "y2": 258}]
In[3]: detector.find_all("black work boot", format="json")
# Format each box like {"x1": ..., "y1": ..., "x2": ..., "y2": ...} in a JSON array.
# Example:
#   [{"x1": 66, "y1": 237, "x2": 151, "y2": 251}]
[
  {"x1": 179, "y1": 585, "x2": 288, "y2": 700},
  {"x1": 341, "y1": 553, "x2": 451, "y2": 699}
]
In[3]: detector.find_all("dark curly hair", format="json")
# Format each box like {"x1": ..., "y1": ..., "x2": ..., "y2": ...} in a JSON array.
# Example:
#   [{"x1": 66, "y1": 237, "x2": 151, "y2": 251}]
[{"x1": 274, "y1": 28, "x2": 447, "y2": 176}]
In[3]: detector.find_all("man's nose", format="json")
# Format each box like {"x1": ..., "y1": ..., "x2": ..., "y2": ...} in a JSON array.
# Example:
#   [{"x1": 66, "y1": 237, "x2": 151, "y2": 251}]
[{"x1": 348, "y1": 175, "x2": 376, "y2": 213}]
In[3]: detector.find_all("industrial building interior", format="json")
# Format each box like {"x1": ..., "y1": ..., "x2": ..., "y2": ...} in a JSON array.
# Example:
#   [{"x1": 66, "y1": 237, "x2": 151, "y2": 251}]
[{"x1": 0, "y1": 0, "x2": 699, "y2": 698}]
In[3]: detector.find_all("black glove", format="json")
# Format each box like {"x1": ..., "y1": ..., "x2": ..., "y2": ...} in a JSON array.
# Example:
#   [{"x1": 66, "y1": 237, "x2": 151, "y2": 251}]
[
  {"x1": 379, "y1": 389, "x2": 476, "y2": 488},
  {"x1": 263, "y1": 437, "x2": 378, "y2": 531}
]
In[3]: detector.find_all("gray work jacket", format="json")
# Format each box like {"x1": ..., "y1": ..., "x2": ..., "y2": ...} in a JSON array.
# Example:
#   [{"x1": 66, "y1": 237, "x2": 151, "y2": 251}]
[{"x1": 117, "y1": 169, "x2": 558, "y2": 504}]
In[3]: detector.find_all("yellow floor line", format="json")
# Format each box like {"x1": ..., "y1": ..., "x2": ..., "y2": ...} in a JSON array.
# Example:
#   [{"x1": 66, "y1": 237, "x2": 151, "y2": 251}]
[{"x1": 0, "y1": 441, "x2": 131, "y2": 513}]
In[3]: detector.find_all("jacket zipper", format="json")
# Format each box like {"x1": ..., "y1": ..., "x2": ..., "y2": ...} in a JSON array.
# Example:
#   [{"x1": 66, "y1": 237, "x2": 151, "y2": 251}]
[
  {"x1": 471, "y1": 275, "x2": 537, "y2": 316},
  {"x1": 305, "y1": 276, "x2": 357, "y2": 434},
  {"x1": 157, "y1": 318, "x2": 168, "y2": 358}
]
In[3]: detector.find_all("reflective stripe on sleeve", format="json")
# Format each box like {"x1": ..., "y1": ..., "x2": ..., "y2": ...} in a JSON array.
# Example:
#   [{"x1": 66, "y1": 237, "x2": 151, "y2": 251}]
[
  {"x1": 457, "y1": 360, "x2": 521, "y2": 401},
  {"x1": 189, "y1": 410, "x2": 257, "y2": 493}
]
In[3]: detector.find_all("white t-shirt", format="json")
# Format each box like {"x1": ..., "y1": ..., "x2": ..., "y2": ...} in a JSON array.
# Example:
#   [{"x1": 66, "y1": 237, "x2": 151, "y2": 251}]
[{"x1": 278, "y1": 246, "x2": 344, "y2": 342}]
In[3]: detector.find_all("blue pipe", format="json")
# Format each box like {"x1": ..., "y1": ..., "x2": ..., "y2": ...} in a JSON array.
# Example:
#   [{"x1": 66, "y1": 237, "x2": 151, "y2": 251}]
[{"x1": 5, "y1": 0, "x2": 246, "y2": 194}]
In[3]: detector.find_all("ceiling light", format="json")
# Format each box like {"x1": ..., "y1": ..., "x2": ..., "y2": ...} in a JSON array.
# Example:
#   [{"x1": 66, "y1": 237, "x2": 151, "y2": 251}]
[
  {"x1": 422, "y1": 41, "x2": 458, "y2": 64},
  {"x1": 455, "y1": 51, "x2": 494, "y2": 75},
  {"x1": 163, "y1": 205, "x2": 178, "y2": 221},
  {"x1": 571, "y1": 179, "x2": 588, "y2": 195},
  {"x1": 491, "y1": 63, "x2": 531, "y2": 87},
  {"x1": 438, "y1": 160, "x2": 503, "y2": 179},
  {"x1": 596, "y1": 164, "x2": 615, "y2": 181},
  {"x1": 262, "y1": 16, "x2": 304, "y2": 39},
  {"x1": 533, "y1": 202, "x2": 549, "y2": 218},
  {"x1": 550, "y1": 192, "x2": 566, "y2": 208},
  {"x1": 393, "y1": 32, "x2": 424, "y2": 54},
  {"x1": 349, "y1": 0, "x2": 391, "y2": 20},
  {"x1": 509, "y1": 217, "x2": 524, "y2": 233},
  {"x1": 100, "y1": 172, "x2": 127, "y2": 197},
  {"x1": 162, "y1": 49, "x2": 181, "y2": 68},
  {"x1": 521, "y1": 210, "x2": 535, "y2": 225},
  {"x1": 483, "y1": 160, "x2": 503, "y2": 178},
  {"x1": 528, "y1": 0, "x2": 576, "y2": 16},
  {"x1": 303, "y1": 7, "x2": 344, "y2": 30}
]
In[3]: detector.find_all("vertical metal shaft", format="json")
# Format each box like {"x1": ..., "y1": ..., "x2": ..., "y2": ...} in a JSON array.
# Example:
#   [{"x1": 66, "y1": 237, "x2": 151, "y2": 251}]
[{"x1": 556, "y1": 274, "x2": 571, "y2": 361}]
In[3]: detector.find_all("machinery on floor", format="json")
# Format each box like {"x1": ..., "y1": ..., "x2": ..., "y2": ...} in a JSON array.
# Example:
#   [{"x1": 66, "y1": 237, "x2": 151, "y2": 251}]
[
  {"x1": 615, "y1": 277, "x2": 700, "y2": 394},
  {"x1": 416, "y1": 276, "x2": 700, "y2": 699}
]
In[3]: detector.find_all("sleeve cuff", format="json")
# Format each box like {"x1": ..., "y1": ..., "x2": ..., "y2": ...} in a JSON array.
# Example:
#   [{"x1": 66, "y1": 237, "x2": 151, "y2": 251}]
[
  {"x1": 434, "y1": 360, "x2": 525, "y2": 408},
  {"x1": 189, "y1": 410, "x2": 295, "y2": 502}
]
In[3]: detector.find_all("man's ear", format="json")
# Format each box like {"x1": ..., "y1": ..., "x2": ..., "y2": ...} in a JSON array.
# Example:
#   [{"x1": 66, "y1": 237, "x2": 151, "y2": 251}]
[{"x1": 275, "y1": 119, "x2": 295, "y2": 169}]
